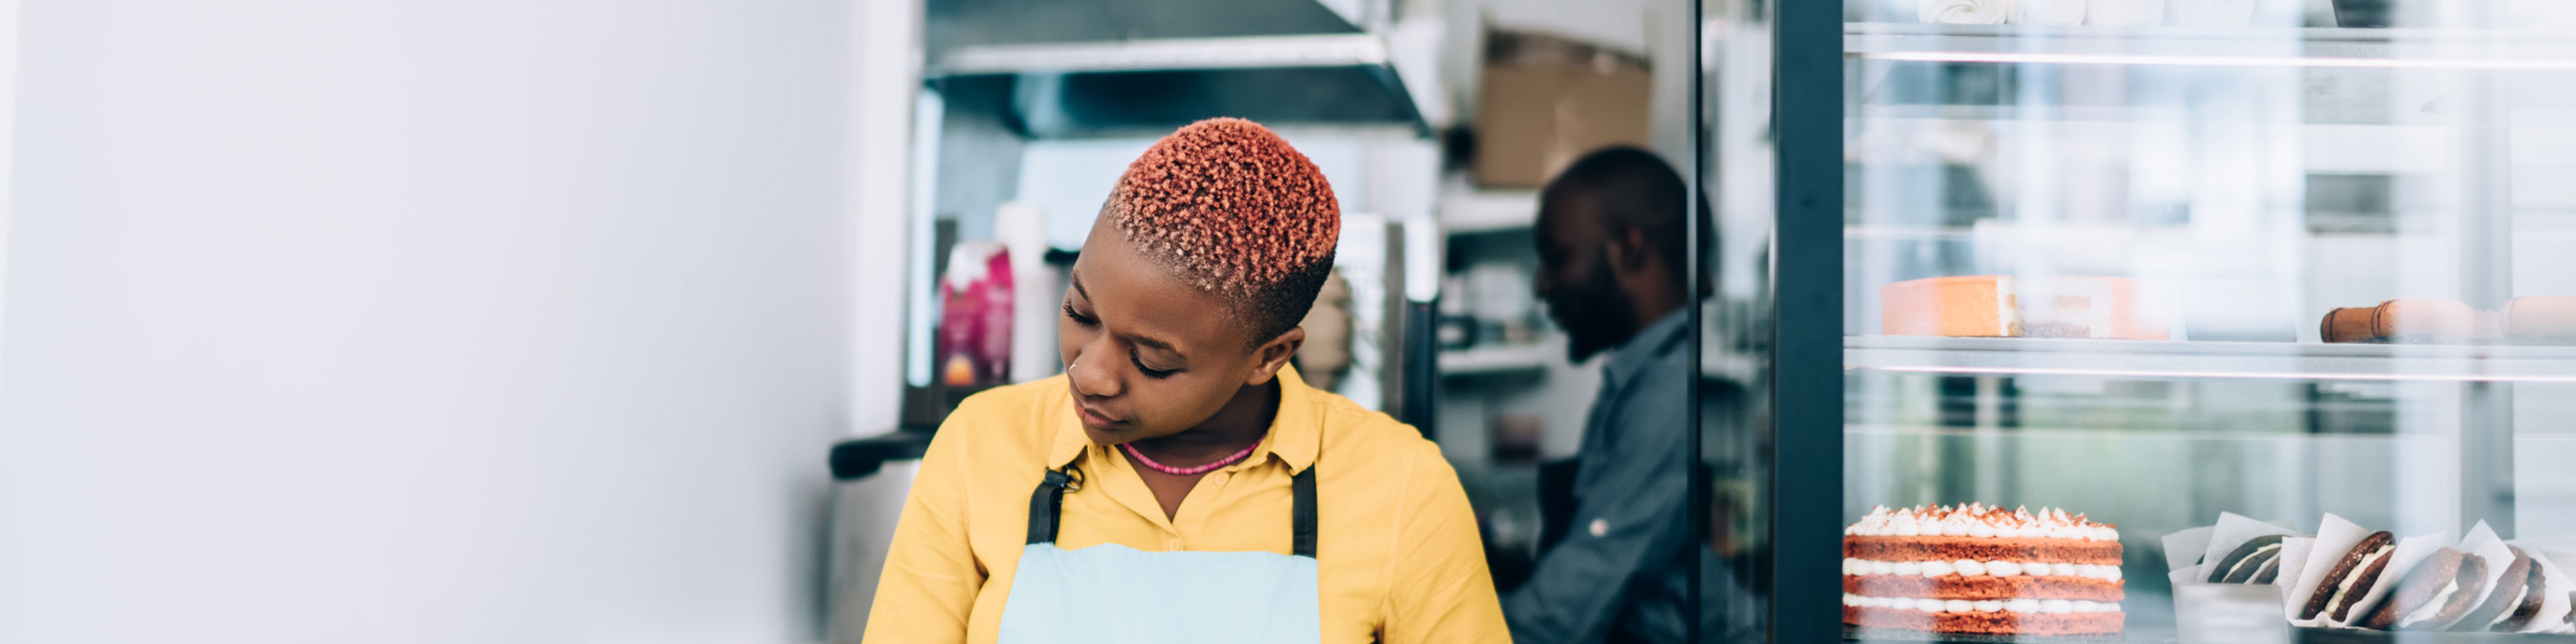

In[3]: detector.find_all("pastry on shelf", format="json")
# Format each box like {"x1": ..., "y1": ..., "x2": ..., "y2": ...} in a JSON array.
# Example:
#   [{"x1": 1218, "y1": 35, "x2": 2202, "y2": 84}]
[
  {"x1": 2358, "y1": 547, "x2": 2487, "y2": 631},
  {"x1": 2503, "y1": 296, "x2": 2576, "y2": 343},
  {"x1": 1842, "y1": 504, "x2": 2125, "y2": 636},
  {"x1": 2455, "y1": 545, "x2": 2550, "y2": 632},
  {"x1": 2320, "y1": 299, "x2": 2482, "y2": 343},
  {"x1": 2206, "y1": 534, "x2": 2290, "y2": 584},
  {"x1": 2301, "y1": 530, "x2": 2397, "y2": 623},
  {"x1": 1880, "y1": 276, "x2": 2168, "y2": 340},
  {"x1": 2321, "y1": 296, "x2": 2576, "y2": 345}
]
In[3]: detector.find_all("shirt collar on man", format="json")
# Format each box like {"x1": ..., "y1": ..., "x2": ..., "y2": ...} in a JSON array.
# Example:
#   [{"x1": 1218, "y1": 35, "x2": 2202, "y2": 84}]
[
  {"x1": 1601, "y1": 308, "x2": 1691, "y2": 391},
  {"x1": 1046, "y1": 364, "x2": 1322, "y2": 474}
]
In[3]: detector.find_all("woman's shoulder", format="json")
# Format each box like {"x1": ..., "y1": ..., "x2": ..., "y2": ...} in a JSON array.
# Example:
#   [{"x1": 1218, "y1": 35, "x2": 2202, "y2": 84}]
[{"x1": 1299, "y1": 385, "x2": 1449, "y2": 476}]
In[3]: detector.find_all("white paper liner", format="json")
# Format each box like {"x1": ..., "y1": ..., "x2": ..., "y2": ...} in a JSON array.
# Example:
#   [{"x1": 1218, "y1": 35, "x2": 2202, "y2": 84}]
[
  {"x1": 2512, "y1": 543, "x2": 2576, "y2": 633},
  {"x1": 2163, "y1": 525, "x2": 2215, "y2": 573},
  {"x1": 2449, "y1": 522, "x2": 2518, "y2": 630},
  {"x1": 2275, "y1": 537, "x2": 2314, "y2": 592},
  {"x1": 2324, "y1": 531, "x2": 2448, "y2": 628},
  {"x1": 2194, "y1": 512, "x2": 2302, "y2": 584},
  {"x1": 2286, "y1": 513, "x2": 2369, "y2": 625}
]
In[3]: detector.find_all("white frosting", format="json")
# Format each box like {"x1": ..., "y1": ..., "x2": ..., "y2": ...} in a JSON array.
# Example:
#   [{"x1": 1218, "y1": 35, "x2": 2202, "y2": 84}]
[
  {"x1": 1842, "y1": 557, "x2": 2121, "y2": 580},
  {"x1": 1846, "y1": 504, "x2": 2118, "y2": 541},
  {"x1": 2322, "y1": 546, "x2": 2394, "y2": 619},
  {"x1": 2397, "y1": 579, "x2": 2459, "y2": 629},
  {"x1": 2485, "y1": 582, "x2": 2530, "y2": 628},
  {"x1": 1954, "y1": 559, "x2": 1987, "y2": 577},
  {"x1": 1844, "y1": 594, "x2": 2125, "y2": 614}
]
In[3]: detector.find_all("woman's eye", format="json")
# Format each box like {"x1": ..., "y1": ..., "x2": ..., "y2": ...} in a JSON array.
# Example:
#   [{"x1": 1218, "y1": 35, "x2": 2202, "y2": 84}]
[
  {"x1": 1062, "y1": 303, "x2": 1098, "y2": 327},
  {"x1": 1132, "y1": 355, "x2": 1178, "y2": 379}
]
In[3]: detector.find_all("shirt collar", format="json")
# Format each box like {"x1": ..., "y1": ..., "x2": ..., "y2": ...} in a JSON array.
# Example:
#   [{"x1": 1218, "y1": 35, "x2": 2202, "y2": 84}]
[
  {"x1": 1603, "y1": 307, "x2": 1690, "y2": 388},
  {"x1": 1047, "y1": 363, "x2": 1322, "y2": 474}
]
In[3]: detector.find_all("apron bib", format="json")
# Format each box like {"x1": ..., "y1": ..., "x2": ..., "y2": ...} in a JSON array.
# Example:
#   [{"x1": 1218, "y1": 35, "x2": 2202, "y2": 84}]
[{"x1": 997, "y1": 462, "x2": 1322, "y2": 644}]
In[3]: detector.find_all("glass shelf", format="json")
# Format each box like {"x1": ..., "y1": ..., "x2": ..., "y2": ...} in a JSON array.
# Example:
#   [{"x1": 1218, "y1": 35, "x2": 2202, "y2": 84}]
[
  {"x1": 1847, "y1": 335, "x2": 2576, "y2": 383},
  {"x1": 1845, "y1": 23, "x2": 2576, "y2": 68}
]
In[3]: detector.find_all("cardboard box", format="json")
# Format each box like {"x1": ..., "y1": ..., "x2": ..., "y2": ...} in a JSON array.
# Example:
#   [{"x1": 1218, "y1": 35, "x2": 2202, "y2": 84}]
[{"x1": 1472, "y1": 30, "x2": 1651, "y2": 189}]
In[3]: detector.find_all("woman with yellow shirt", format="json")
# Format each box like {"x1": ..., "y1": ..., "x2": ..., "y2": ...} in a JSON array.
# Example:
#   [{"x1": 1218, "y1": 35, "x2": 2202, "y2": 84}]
[{"x1": 862, "y1": 118, "x2": 1509, "y2": 643}]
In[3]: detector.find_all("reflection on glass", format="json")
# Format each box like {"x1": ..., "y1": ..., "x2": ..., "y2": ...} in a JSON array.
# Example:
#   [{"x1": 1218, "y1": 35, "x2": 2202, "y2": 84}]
[{"x1": 1839, "y1": 0, "x2": 2576, "y2": 640}]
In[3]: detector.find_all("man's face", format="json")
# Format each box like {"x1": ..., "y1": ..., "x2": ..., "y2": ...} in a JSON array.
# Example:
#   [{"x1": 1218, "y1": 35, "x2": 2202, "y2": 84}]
[{"x1": 1533, "y1": 193, "x2": 1639, "y2": 363}]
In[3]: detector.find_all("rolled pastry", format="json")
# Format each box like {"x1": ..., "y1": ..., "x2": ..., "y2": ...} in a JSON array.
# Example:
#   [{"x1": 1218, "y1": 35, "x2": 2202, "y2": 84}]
[
  {"x1": 2088, "y1": 0, "x2": 2166, "y2": 25},
  {"x1": 2012, "y1": 0, "x2": 2088, "y2": 24},
  {"x1": 2171, "y1": 0, "x2": 2255, "y2": 27},
  {"x1": 1921, "y1": 0, "x2": 2010, "y2": 24}
]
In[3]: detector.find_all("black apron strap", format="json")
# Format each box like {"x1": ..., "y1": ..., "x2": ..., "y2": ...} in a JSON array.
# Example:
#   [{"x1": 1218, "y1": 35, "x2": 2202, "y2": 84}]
[
  {"x1": 1024, "y1": 466, "x2": 1082, "y2": 545},
  {"x1": 1024, "y1": 458, "x2": 1313, "y2": 557},
  {"x1": 1291, "y1": 466, "x2": 1317, "y2": 558}
]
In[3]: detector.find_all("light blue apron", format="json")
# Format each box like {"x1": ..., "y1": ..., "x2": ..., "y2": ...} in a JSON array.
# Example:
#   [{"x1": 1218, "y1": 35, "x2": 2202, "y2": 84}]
[{"x1": 996, "y1": 462, "x2": 1323, "y2": 643}]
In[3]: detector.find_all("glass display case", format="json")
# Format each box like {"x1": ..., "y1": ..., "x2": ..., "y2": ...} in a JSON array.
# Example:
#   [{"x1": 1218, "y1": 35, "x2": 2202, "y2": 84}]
[{"x1": 1739, "y1": 0, "x2": 2576, "y2": 641}]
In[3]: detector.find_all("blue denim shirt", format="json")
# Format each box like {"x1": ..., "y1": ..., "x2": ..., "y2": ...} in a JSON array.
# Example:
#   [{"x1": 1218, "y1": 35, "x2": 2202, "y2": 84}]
[{"x1": 1503, "y1": 310, "x2": 1758, "y2": 643}]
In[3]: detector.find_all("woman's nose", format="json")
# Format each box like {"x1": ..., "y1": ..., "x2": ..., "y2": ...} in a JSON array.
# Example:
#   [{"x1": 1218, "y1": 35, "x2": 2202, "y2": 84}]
[{"x1": 1069, "y1": 348, "x2": 1121, "y2": 399}]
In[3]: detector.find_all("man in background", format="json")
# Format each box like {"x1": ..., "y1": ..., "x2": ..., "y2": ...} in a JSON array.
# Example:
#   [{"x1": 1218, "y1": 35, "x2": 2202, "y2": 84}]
[{"x1": 1503, "y1": 146, "x2": 1751, "y2": 643}]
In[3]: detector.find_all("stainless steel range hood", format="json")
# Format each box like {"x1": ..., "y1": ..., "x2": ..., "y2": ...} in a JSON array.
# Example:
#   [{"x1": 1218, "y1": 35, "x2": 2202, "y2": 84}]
[{"x1": 923, "y1": 0, "x2": 1428, "y2": 139}]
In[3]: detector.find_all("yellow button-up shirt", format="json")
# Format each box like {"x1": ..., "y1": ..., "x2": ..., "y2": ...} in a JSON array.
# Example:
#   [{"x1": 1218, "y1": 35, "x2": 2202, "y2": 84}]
[{"x1": 862, "y1": 366, "x2": 1509, "y2": 643}]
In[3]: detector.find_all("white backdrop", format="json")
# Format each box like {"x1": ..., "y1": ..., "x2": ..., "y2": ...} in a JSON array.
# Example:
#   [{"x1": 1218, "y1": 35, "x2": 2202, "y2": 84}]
[{"x1": 0, "y1": 1, "x2": 880, "y2": 642}]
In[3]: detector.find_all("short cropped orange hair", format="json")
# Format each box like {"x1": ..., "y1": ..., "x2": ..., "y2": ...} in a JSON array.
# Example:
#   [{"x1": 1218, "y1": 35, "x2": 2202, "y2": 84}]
[{"x1": 1108, "y1": 118, "x2": 1339, "y2": 345}]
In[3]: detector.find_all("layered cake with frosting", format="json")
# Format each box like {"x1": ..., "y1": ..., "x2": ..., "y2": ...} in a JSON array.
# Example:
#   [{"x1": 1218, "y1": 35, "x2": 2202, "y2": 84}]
[{"x1": 1844, "y1": 504, "x2": 2126, "y2": 636}]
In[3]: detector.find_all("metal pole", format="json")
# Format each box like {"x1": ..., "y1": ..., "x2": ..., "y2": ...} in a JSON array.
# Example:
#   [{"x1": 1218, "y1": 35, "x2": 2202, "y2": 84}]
[{"x1": 1770, "y1": 0, "x2": 1844, "y2": 640}]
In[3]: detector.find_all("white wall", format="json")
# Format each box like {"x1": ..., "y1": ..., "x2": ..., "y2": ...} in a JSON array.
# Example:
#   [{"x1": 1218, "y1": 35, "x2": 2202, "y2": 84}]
[{"x1": 0, "y1": 1, "x2": 867, "y2": 643}]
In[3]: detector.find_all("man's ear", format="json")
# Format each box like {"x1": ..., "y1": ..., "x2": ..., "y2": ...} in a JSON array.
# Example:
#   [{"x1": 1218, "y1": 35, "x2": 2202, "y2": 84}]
[
  {"x1": 1246, "y1": 326, "x2": 1306, "y2": 386},
  {"x1": 1604, "y1": 227, "x2": 1652, "y2": 275}
]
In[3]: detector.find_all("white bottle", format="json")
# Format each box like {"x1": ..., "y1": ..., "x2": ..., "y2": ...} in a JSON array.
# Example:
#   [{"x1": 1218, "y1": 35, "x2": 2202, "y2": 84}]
[{"x1": 996, "y1": 203, "x2": 1061, "y2": 383}]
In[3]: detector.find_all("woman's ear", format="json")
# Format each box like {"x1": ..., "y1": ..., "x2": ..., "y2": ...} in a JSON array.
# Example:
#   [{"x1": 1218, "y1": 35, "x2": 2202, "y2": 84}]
[{"x1": 1245, "y1": 326, "x2": 1306, "y2": 386}]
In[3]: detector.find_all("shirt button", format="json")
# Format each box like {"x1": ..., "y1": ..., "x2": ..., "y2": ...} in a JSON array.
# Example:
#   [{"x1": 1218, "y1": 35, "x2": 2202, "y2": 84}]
[
  {"x1": 1209, "y1": 472, "x2": 1229, "y2": 485},
  {"x1": 1589, "y1": 519, "x2": 1609, "y2": 537},
  {"x1": 1166, "y1": 538, "x2": 1183, "y2": 551}
]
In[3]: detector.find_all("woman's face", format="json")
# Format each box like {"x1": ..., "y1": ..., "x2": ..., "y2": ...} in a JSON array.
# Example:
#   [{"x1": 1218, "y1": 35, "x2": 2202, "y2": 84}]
[{"x1": 1058, "y1": 218, "x2": 1290, "y2": 445}]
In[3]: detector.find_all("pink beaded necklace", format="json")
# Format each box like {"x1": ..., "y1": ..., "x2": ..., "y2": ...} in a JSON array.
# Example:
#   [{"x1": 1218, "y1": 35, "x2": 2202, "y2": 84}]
[{"x1": 1120, "y1": 438, "x2": 1263, "y2": 476}]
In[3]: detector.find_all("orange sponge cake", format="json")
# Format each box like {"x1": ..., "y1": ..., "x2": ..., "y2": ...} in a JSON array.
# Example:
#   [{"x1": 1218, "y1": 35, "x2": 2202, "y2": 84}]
[
  {"x1": 1881, "y1": 276, "x2": 2166, "y2": 340},
  {"x1": 1843, "y1": 504, "x2": 2127, "y2": 636}
]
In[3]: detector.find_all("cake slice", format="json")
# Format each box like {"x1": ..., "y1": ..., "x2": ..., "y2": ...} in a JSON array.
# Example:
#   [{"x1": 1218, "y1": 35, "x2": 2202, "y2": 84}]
[
  {"x1": 2360, "y1": 548, "x2": 2486, "y2": 631},
  {"x1": 1881, "y1": 276, "x2": 2166, "y2": 340},
  {"x1": 2302, "y1": 531, "x2": 2396, "y2": 622},
  {"x1": 1842, "y1": 504, "x2": 2126, "y2": 636}
]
